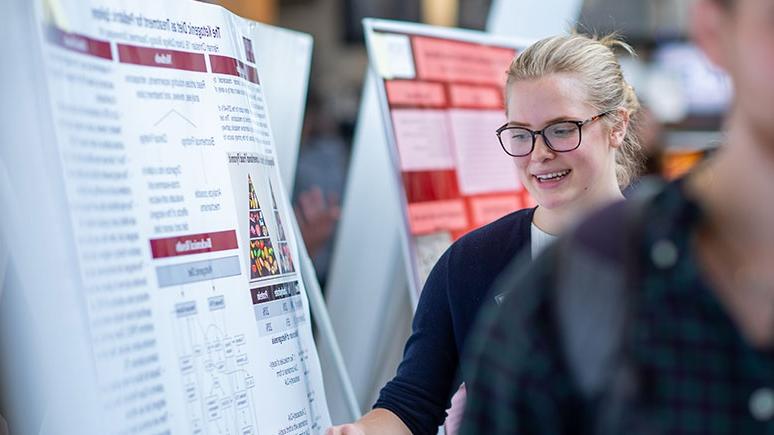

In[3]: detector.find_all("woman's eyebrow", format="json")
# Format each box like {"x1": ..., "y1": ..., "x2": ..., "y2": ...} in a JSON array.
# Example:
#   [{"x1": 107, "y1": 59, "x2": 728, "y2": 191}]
[{"x1": 505, "y1": 116, "x2": 576, "y2": 128}]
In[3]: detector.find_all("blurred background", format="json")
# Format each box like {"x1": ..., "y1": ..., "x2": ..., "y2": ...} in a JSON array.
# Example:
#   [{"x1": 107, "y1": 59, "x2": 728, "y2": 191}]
[
  {"x1": 194, "y1": 0, "x2": 730, "y2": 423},
  {"x1": 199, "y1": 0, "x2": 729, "y2": 285}
]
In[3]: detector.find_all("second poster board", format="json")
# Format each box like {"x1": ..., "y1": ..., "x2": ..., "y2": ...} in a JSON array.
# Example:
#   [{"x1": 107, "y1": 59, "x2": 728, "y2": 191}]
[
  {"x1": 322, "y1": 20, "x2": 535, "y2": 421},
  {"x1": 363, "y1": 19, "x2": 534, "y2": 302}
]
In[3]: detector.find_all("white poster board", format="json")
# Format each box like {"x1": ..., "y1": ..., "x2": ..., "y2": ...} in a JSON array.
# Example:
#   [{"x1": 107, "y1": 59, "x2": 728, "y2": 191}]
[
  {"x1": 0, "y1": 0, "x2": 329, "y2": 433},
  {"x1": 252, "y1": 24, "x2": 313, "y2": 192}
]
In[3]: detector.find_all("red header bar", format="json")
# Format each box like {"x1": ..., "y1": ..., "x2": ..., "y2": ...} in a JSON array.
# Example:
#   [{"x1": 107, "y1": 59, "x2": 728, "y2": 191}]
[
  {"x1": 46, "y1": 25, "x2": 112, "y2": 60},
  {"x1": 411, "y1": 35, "x2": 516, "y2": 86},
  {"x1": 209, "y1": 54, "x2": 259, "y2": 84},
  {"x1": 449, "y1": 84, "x2": 503, "y2": 109},
  {"x1": 150, "y1": 230, "x2": 239, "y2": 259},
  {"x1": 386, "y1": 80, "x2": 446, "y2": 108},
  {"x1": 250, "y1": 282, "x2": 300, "y2": 305},
  {"x1": 118, "y1": 44, "x2": 207, "y2": 72}
]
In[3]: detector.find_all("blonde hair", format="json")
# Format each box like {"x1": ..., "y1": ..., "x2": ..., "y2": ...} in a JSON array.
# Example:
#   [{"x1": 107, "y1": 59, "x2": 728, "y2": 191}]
[{"x1": 505, "y1": 33, "x2": 643, "y2": 188}]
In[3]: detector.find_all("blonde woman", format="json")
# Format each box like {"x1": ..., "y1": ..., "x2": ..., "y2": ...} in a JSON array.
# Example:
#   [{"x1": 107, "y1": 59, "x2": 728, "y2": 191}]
[{"x1": 327, "y1": 33, "x2": 643, "y2": 435}]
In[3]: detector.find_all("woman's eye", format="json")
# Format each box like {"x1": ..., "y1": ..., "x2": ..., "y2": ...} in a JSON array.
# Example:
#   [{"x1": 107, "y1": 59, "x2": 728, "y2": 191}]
[
  {"x1": 511, "y1": 132, "x2": 531, "y2": 141},
  {"x1": 550, "y1": 127, "x2": 574, "y2": 137}
]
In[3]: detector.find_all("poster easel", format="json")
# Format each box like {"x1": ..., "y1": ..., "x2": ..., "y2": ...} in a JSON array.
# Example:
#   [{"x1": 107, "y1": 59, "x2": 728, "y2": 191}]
[
  {"x1": 324, "y1": 19, "x2": 532, "y2": 422},
  {"x1": 0, "y1": 0, "x2": 360, "y2": 432}
]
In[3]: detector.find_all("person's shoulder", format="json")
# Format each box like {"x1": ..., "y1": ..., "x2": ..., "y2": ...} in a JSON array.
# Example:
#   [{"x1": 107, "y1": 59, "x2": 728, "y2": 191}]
[
  {"x1": 570, "y1": 200, "x2": 629, "y2": 259},
  {"x1": 451, "y1": 207, "x2": 535, "y2": 253},
  {"x1": 569, "y1": 177, "x2": 673, "y2": 260}
]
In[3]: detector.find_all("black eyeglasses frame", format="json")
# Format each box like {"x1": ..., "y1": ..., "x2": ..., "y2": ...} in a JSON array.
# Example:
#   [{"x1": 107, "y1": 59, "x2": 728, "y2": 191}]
[{"x1": 495, "y1": 111, "x2": 613, "y2": 157}]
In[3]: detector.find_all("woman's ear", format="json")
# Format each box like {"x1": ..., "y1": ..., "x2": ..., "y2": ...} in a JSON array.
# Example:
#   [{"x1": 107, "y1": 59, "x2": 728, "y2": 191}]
[{"x1": 608, "y1": 109, "x2": 629, "y2": 149}]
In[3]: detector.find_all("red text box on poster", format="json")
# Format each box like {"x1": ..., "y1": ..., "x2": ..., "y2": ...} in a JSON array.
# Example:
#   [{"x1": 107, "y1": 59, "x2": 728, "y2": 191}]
[
  {"x1": 469, "y1": 194, "x2": 522, "y2": 228},
  {"x1": 386, "y1": 80, "x2": 447, "y2": 107},
  {"x1": 402, "y1": 170, "x2": 461, "y2": 203},
  {"x1": 449, "y1": 84, "x2": 503, "y2": 109},
  {"x1": 408, "y1": 200, "x2": 468, "y2": 234},
  {"x1": 411, "y1": 36, "x2": 516, "y2": 86}
]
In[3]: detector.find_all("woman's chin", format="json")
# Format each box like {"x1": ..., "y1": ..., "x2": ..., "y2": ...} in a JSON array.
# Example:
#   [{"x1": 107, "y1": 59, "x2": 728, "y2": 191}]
[{"x1": 528, "y1": 187, "x2": 571, "y2": 211}]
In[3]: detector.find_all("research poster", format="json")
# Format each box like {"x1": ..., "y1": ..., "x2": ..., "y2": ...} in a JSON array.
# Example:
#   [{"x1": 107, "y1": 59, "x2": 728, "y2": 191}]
[
  {"x1": 364, "y1": 20, "x2": 533, "y2": 294},
  {"x1": 34, "y1": 0, "x2": 330, "y2": 433}
]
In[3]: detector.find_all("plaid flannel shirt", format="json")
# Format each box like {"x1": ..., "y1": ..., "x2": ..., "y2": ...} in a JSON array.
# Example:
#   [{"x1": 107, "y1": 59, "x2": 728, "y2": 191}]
[{"x1": 461, "y1": 179, "x2": 774, "y2": 434}]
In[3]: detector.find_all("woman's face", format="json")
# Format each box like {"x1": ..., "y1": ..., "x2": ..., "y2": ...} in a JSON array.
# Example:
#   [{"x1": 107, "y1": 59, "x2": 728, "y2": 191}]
[{"x1": 505, "y1": 73, "x2": 621, "y2": 211}]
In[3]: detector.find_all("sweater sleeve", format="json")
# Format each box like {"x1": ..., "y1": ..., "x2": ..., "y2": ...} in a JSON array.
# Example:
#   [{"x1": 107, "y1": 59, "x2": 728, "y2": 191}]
[{"x1": 374, "y1": 247, "x2": 459, "y2": 435}]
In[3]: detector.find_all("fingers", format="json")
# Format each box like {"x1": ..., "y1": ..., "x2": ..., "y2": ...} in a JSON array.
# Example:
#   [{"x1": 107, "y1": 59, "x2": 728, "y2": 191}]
[{"x1": 325, "y1": 424, "x2": 365, "y2": 435}]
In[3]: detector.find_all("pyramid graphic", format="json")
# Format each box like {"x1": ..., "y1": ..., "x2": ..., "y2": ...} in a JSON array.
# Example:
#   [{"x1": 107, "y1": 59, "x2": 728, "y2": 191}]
[
  {"x1": 248, "y1": 174, "x2": 280, "y2": 279},
  {"x1": 269, "y1": 179, "x2": 294, "y2": 274}
]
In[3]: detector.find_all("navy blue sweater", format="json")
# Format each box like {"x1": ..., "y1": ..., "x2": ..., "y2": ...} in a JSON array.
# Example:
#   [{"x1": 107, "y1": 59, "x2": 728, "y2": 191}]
[{"x1": 374, "y1": 207, "x2": 535, "y2": 434}]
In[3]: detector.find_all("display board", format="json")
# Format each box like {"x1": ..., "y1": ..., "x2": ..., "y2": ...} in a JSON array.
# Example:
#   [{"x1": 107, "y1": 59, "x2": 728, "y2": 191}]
[
  {"x1": 252, "y1": 22, "x2": 313, "y2": 193},
  {"x1": 487, "y1": 0, "x2": 583, "y2": 40},
  {"x1": 363, "y1": 20, "x2": 533, "y2": 298},
  {"x1": 5, "y1": 0, "x2": 330, "y2": 433}
]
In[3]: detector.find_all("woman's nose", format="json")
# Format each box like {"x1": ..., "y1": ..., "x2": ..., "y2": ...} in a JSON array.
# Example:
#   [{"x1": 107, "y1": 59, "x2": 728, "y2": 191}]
[{"x1": 530, "y1": 134, "x2": 555, "y2": 162}]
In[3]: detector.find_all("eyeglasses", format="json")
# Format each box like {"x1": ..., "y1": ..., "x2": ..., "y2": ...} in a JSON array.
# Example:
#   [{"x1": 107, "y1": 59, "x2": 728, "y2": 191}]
[{"x1": 495, "y1": 111, "x2": 612, "y2": 157}]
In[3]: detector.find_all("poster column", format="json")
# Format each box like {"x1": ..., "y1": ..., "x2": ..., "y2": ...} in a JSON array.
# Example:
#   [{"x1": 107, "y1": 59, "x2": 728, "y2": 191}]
[{"x1": 34, "y1": 1, "x2": 330, "y2": 433}]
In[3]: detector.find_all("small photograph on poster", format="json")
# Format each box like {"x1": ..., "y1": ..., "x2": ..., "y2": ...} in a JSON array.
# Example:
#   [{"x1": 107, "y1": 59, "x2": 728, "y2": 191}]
[
  {"x1": 273, "y1": 210, "x2": 287, "y2": 241},
  {"x1": 249, "y1": 210, "x2": 270, "y2": 238},
  {"x1": 250, "y1": 238, "x2": 280, "y2": 279},
  {"x1": 269, "y1": 180, "x2": 294, "y2": 273},
  {"x1": 278, "y1": 243, "x2": 295, "y2": 274},
  {"x1": 248, "y1": 174, "x2": 261, "y2": 210}
]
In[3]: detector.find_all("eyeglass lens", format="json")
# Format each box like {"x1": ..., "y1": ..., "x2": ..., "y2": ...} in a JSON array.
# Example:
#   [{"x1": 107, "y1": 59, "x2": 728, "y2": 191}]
[{"x1": 501, "y1": 121, "x2": 581, "y2": 156}]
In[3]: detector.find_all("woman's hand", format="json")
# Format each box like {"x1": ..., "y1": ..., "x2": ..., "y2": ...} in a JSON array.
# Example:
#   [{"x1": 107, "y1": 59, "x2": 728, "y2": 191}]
[
  {"x1": 325, "y1": 423, "x2": 367, "y2": 435},
  {"x1": 324, "y1": 409, "x2": 411, "y2": 435}
]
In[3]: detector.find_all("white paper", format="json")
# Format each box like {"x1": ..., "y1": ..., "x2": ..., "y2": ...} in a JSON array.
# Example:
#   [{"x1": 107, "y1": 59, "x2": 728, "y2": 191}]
[
  {"x1": 391, "y1": 109, "x2": 455, "y2": 171},
  {"x1": 448, "y1": 109, "x2": 520, "y2": 195},
  {"x1": 33, "y1": 0, "x2": 330, "y2": 433},
  {"x1": 370, "y1": 32, "x2": 416, "y2": 80}
]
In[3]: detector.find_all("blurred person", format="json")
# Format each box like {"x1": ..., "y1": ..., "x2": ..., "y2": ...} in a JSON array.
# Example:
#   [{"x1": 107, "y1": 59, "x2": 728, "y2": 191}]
[
  {"x1": 293, "y1": 90, "x2": 349, "y2": 286},
  {"x1": 636, "y1": 106, "x2": 666, "y2": 177},
  {"x1": 295, "y1": 185, "x2": 340, "y2": 260},
  {"x1": 461, "y1": 0, "x2": 774, "y2": 433},
  {"x1": 327, "y1": 33, "x2": 643, "y2": 435}
]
